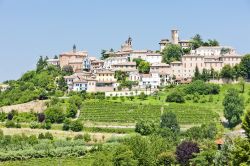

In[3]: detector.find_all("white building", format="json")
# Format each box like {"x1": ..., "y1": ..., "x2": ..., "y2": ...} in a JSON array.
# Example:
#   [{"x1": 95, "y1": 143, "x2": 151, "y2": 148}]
[
  {"x1": 47, "y1": 58, "x2": 59, "y2": 66},
  {"x1": 139, "y1": 73, "x2": 161, "y2": 89},
  {"x1": 103, "y1": 57, "x2": 129, "y2": 69}
]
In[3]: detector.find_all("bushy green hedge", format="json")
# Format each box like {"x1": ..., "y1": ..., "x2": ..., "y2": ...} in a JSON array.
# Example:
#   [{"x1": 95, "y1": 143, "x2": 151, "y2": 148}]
[{"x1": 184, "y1": 80, "x2": 220, "y2": 95}]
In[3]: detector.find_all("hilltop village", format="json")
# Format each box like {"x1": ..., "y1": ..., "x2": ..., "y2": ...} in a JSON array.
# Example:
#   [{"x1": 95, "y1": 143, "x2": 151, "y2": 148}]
[{"x1": 45, "y1": 30, "x2": 242, "y2": 96}]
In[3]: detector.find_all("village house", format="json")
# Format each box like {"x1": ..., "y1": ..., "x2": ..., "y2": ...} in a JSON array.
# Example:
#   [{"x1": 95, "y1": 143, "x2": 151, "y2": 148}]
[
  {"x1": 59, "y1": 45, "x2": 88, "y2": 72},
  {"x1": 47, "y1": 58, "x2": 60, "y2": 66},
  {"x1": 112, "y1": 62, "x2": 137, "y2": 72},
  {"x1": 0, "y1": 84, "x2": 9, "y2": 92}
]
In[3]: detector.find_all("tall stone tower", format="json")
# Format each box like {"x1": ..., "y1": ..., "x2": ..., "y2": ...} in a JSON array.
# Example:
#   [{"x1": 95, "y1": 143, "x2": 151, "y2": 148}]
[
  {"x1": 171, "y1": 29, "x2": 179, "y2": 45},
  {"x1": 73, "y1": 44, "x2": 76, "y2": 53}
]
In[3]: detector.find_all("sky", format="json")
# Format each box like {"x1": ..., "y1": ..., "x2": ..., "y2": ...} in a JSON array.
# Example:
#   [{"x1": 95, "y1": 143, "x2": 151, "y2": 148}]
[{"x1": 0, "y1": 0, "x2": 250, "y2": 82}]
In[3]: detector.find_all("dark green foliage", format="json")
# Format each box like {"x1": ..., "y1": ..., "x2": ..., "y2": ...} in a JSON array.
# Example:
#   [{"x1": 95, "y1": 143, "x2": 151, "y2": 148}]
[
  {"x1": 115, "y1": 70, "x2": 128, "y2": 82},
  {"x1": 138, "y1": 92, "x2": 147, "y2": 100},
  {"x1": 66, "y1": 104, "x2": 78, "y2": 118},
  {"x1": 220, "y1": 64, "x2": 234, "y2": 80},
  {"x1": 44, "y1": 132, "x2": 53, "y2": 140},
  {"x1": 112, "y1": 144, "x2": 138, "y2": 166},
  {"x1": 135, "y1": 120, "x2": 156, "y2": 135},
  {"x1": 73, "y1": 134, "x2": 83, "y2": 140},
  {"x1": 44, "y1": 106, "x2": 65, "y2": 123},
  {"x1": 176, "y1": 141, "x2": 200, "y2": 166},
  {"x1": 83, "y1": 133, "x2": 91, "y2": 142},
  {"x1": 57, "y1": 76, "x2": 67, "y2": 91},
  {"x1": 242, "y1": 109, "x2": 250, "y2": 139},
  {"x1": 162, "y1": 44, "x2": 183, "y2": 63},
  {"x1": 70, "y1": 120, "x2": 83, "y2": 132},
  {"x1": 223, "y1": 88, "x2": 244, "y2": 128},
  {"x1": 0, "y1": 63, "x2": 62, "y2": 107},
  {"x1": 138, "y1": 61, "x2": 150, "y2": 74},
  {"x1": 239, "y1": 54, "x2": 250, "y2": 79},
  {"x1": 5, "y1": 120, "x2": 17, "y2": 128},
  {"x1": 63, "y1": 118, "x2": 71, "y2": 131},
  {"x1": 185, "y1": 80, "x2": 220, "y2": 95},
  {"x1": 62, "y1": 65, "x2": 73, "y2": 75},
  {"x1": 185, "y1": 123, "x2": 217, "y2": 140},
  {"x1": 160, "y1": 112, "x2": 180, "y2": 133},
  {"x1": 166, "y1": 90, "x2": 185, "y2": 103}
]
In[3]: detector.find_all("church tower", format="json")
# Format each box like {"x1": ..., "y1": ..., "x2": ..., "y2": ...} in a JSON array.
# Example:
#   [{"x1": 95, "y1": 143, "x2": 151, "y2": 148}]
[{"x1": 171, "y1": 29, "x2": 179, "y2": 45}]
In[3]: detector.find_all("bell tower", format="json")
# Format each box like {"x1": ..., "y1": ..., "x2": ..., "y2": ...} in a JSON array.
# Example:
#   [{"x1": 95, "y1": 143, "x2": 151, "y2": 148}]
[{"x1": 171, "y1": 29, "x2": 179, "y2": 45}]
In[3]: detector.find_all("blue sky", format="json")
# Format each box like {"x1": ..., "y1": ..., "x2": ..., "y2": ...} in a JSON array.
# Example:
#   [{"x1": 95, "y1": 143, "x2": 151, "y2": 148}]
[{"x1": 0, "y1": 0, "x2": 250, "y2": 82}]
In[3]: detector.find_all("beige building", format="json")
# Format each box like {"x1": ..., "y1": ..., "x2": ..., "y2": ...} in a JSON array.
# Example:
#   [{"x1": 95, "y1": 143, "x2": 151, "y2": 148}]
[
  {"x1": 112, "y1": 62, "x2": 137, "y2": 72},
  {"x1": 59, "y1": 45, "x2": 88, "y2": 72},
  {"x1": 159, "y1": 30, "x2": 191, "y2": 52},
  {"x1": 169, "y1": 46, "x2": 242, "y2": 79},
  {"x1": 150, "y1": 63, "x2": 170, "y2": 73}
]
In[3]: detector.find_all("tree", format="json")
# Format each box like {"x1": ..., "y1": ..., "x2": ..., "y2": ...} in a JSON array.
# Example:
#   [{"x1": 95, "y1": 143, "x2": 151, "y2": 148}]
[
  {"x1": 193, "y1": 66, "x2": 201, "y2": 80},
  {"x1": 36, "y1": 56, "x2": 47, "y2": 72},
  {"x1": 138, "y1": 92, "x2": 147, "y2": 100},
  {"x1": 229, "y1": 137, "x2": 250, "y2": 166},
  {"x1": 208, "y1": 39, "x2": 219, "y2": 46},
  {"x1": 44, "y1": 106, "x2": 65, "y2": 123},
  {"x1": 162, "y1": 44, "x2": 183, "y2": 63},
  {"x1": 200, "y1": 69, "x2": 210, "y2": 82},
  {"x1": 115, "y1": 70, "x2": 128, "y2": 82},
  {"x1": 66, "y1": 104, "x2": 78, "y2": 118},
  {"x1": 135, "y1": 120, "x2": 156, "y2": 136},
  {"x1": 166, "y1": 90, "x2": 185, "y2": 103},
  {"x1": 191, "y1": 34, "x2": 203, "y2": 49},
  {"x1": 220, "y1": 64, "x2": 234, "y2": 81},
  {"x1": 62, "y1": 65, "x2": 73, "y2": 75},
  {"x1": 239, "y1": 54, "x2": 250, "y2": 79},
  {"x1": 138, "y1": 61, "x2": 150, "y2": 74},
  {"x1": 238, "y1": 77, "x2": 245, "y2": 93},
  {"x1": 133, "y1": 58, "x2": 144, "y2": 67},
  {"x1": 62, "y1": 118, "x2": 71, "y2": 131},
  {"x1": 242, "y1": 109, "x2": 250, "y2": 139},
  {"x1": 223, "y1": 88, "x2": 244, "y2": 128},
  {"x1": 160, "y1": 112, "x2": 180, "y2": 133},
  {"x1": 70, "y1": 120, "x2": 83, "y2": 132},
  {"x1": 57, "y1": 76, "x2": 67, "y2": 91},
  {"x1": 176, "y1": 141, "x2": 200, "y2": 166},
  {"x1": 113, "y1": 145, "x2": 138, "y2": 166}
]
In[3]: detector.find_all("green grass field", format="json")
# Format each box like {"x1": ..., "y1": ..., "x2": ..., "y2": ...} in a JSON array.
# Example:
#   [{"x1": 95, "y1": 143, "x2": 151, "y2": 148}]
[{"x1": 0, "y1": 157, "x2": 93, "y2": 166}]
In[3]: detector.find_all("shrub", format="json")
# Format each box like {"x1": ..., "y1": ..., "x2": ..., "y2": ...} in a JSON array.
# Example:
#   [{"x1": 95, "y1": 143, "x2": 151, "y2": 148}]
[
  {"x1": 135, "y1": 120, "x2": 156, "y2": 136},
  {"x1": 37, "y1": 113, "x2": 45, "y2": 122},
  {"x1": 7, "y1": 112, "x2": 13, "y2": 120},
  {"x1": 185, "y1": 80, "x2": 220, "y2": 95},
  {"x1": 63, "y1": 118, "x2": 71, "y2": 131},
  {"x1": 30, "y1": 121, "x2": 40, "y2": 129},
  {"x1": 66, "y1": 104, "x2": 78, "y2": 118},
  {"x1": 83, "y1": 133, "x2": 91, "y2": 142},
  {"x1": 5, "y1": 120, "x2": 16, "y2": 128},
  {"x1": 70, "y1": 120, "x2": 83, "y2": 132},
  {"x1": 44, "y1": 132, "x2": 53, "y2": 140},
  {"x1": 0, "y1": 112, "x2": 6, "y2": 122},
  {"x1": 44, "y1": 106, "x2": 65, "y2": 123},
  {"x1": 38, "y1": 133, "x2": 45, "y2": 139},
  {"x1": 160, "y1": 112, "x2": 180, "y2": 133},
  {"x1": 74, "y1": 134, "x2": 84, "y2": 140},
  {"x1": 176, "y1": 141, "x2": 200, "y2": 166},
  {"x1": 166, "y1": 91, "x2": 185, "y2": 103},
  {"x1": 45, "y1": 121, "x2": 52, "y2": 130},
  {"x1": 138, "y1": 92, "x2": 147, "y2": 100}
]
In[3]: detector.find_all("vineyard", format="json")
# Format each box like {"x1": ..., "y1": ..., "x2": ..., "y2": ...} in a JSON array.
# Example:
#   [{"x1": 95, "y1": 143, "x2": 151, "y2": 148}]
[{"x1": 80, "y1": 101, "x2": 219, "y2": 125}]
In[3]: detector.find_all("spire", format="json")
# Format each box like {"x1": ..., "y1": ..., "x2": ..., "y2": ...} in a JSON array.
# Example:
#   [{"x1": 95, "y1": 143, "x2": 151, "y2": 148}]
[{"x1": 73, "y1": 44, "x2": 76, "y2": 53}]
